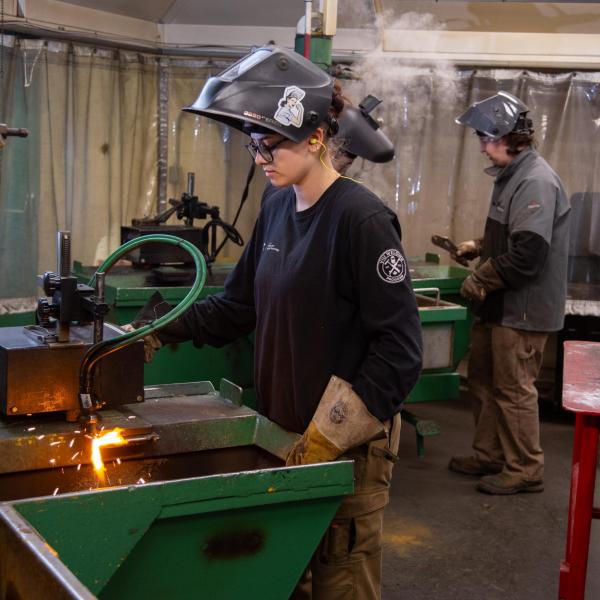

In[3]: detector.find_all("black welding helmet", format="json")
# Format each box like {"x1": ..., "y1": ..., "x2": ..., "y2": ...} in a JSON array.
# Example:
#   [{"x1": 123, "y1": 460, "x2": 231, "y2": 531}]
[
  {"x1": 335, "y1": 95, "x2": 395, "y2": 163},
  {"x1": 455, "y1": 91, "x2": 533, "y2": 139},
  {"x1": 183, "y1": 45, "x2": 334, "y2": 143}
]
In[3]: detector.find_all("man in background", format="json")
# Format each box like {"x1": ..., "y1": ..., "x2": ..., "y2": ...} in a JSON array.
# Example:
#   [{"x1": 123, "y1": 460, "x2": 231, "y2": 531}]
[{"x1": 449, "y1": 91, "x2": 570, "y2": 495}]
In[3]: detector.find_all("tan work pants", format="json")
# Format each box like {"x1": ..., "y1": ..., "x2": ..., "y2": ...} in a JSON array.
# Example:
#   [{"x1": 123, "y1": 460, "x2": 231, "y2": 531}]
[
  {"x1": 290, "y1": 414, "x2": 401, "y2": 600},
  {"x1": 468, "y1": 322, "x2": 548, "y2": 481}
]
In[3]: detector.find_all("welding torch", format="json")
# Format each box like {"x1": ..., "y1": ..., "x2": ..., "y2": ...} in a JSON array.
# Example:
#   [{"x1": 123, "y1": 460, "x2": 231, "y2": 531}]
[{"x1": 78, "y1": 234, "x2": 207, "y2": 433}]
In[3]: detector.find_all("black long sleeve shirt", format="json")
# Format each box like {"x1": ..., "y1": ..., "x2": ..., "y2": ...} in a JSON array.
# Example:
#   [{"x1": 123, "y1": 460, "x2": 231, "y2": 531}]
[{"x1": 159, "y1": 177, "x2": 423, "y2": 434}]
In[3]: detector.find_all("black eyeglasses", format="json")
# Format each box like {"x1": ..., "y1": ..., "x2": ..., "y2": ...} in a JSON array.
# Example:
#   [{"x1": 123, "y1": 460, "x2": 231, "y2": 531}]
[{"x1": 245, "y1": 137, "x2": 289, "y2": 163}]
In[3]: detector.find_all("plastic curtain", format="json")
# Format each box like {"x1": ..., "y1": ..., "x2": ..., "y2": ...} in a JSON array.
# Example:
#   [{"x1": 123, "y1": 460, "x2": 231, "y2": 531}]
[{"x1": 1, "y1": 40, "x2": 600, "y2": 307}]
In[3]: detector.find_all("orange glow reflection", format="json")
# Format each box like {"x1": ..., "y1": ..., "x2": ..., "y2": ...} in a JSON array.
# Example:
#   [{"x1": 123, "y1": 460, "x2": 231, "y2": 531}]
[{"x1": 91, "y1": 429, "x2": 126, "y2": 483}]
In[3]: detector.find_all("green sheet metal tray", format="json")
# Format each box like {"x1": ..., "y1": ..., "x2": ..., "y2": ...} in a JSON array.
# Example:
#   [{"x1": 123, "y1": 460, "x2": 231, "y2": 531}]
[{"x1": 0, "y1": 381, "x2": 353, "y2": 599}]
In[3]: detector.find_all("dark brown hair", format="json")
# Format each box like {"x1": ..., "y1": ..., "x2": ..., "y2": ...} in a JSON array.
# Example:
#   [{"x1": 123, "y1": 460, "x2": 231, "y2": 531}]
[
  {"x1": 324, "y1": 80, "x2": 348, "y2": 138},
  {"x1": 504, "y1": 132, "x2": 537, "y2": 156}
]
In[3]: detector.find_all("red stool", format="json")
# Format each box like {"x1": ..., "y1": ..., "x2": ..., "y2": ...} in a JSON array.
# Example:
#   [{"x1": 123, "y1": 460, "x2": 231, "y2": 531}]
[{"x1": 559, "y1": 341, "x2": 600, "y2": 600}]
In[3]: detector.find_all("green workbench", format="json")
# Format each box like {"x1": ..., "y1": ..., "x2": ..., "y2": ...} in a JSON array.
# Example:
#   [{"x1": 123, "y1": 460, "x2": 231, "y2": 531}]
[{"x1": 409, "y1": 256, "x2": 473, "y2": 403}]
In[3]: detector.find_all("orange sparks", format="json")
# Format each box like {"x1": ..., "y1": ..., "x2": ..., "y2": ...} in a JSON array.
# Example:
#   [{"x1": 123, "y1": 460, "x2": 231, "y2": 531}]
[{"x1": 91, "y1": 429, "x2": 127, "y2": 479}]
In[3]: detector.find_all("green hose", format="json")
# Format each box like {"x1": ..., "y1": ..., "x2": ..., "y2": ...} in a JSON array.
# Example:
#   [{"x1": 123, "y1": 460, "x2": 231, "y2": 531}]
[
  {"x1": 89, "y1": 234, "x2": 206, "y2": 345},
  {"x1": 79, "y1": 234, "x2": 207, "y2": 408}
]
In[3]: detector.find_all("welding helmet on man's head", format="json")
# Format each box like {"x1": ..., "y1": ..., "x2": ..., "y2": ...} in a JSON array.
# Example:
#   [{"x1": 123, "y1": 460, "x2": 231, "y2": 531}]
[
  {"x1": 183, "y1": 45, "x2": 334, "y2": 143},
  {"x1": 335, "y1": 95, "x2": 395, "y2": 163},
  {"x1": 455, "y1": 91, "x2": 533, "y2": 140}
]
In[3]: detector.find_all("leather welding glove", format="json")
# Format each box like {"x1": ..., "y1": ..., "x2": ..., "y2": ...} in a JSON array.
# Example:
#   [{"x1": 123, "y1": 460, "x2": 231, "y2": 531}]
[
  {"x1": 121, "y1": 323, "x2": 162, "y2": 363},
  {"x1": 286, "y1": 375, "x2": 387, "y2": 466},
  {"x1": 460, "y1": 258, "x2": 505, "y2": 302},
  {"x1": 453, "y1": 238, "x2": 483, "y2": 262}
]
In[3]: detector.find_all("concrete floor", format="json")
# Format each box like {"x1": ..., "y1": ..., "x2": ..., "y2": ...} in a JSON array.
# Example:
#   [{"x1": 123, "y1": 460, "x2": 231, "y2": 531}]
[{"x1": 382, "y1": 393, "x2": 600, "y2": 600}]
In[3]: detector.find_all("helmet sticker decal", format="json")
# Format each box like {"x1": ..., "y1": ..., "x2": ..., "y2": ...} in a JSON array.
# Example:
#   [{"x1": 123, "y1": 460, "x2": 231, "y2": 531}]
[
  {"x1": 377, "y1": 249, "x2": 406, "y2": 284},
  {"x1": 274, "y1": 86, "x2": 306, "y2": 128}
]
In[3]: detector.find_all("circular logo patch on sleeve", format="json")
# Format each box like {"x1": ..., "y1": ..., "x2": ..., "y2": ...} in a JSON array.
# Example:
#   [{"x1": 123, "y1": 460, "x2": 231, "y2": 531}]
[{"x1": 377, "y1": 249, "x2": 406, "y2": 283}]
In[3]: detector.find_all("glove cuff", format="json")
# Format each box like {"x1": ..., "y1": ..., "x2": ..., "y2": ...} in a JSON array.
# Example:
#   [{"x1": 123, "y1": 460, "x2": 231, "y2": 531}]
[
  {"x1": 475, "y1": 258, "x2": 505, "y2": 292},
  {"x1": 312, "y1": 375, "x2": 386, "y2": 454}
]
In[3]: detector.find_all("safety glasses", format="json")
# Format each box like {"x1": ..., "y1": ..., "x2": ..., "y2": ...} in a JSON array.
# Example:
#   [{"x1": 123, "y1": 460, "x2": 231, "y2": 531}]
[
  {"x1": 245, "y1": 137, "x2": 289, "y2": 163},
  {"x1": 475, "y1": 131, "x2": 496, "y2": 144}
]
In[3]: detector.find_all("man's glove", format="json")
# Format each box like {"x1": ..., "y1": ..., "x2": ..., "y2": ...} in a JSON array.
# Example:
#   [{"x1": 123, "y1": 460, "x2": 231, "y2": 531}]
[
  {"x1": 286, "y1": 376, "x2": 387, "y2": 466},
  {"x1": 121, "y1": 324, "x2": 162, "y2": 363},
  {"x1": 460, "y1": 258, "x2": 505, "y2": 302},
  {"x1": 453, "y1": 239, "x2": 483, "y2": 262}
]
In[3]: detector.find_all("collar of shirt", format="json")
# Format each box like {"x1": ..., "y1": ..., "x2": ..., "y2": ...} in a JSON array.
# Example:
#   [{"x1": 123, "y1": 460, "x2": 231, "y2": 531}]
[{"x1": 488, "y1": 148, "x2": 537, "y2": 183}]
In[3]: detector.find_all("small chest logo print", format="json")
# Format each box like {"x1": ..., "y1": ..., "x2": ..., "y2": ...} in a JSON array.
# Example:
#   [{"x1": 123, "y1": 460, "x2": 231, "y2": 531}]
[
  {"x1": 263, "y1": 242, "x2": 280, "y2": 253},
  {"x1": 377, "y1": 249, "x2": 406, "y2": 283}
]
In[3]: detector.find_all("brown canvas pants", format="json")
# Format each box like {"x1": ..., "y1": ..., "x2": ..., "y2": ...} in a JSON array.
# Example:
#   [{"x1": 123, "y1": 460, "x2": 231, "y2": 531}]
[
  {"x1": 468, "y1": 321, "x2": 548, "y2": 481},
  {"x1": 290, "y1": 413, "x2": 401, "y2": 600}
]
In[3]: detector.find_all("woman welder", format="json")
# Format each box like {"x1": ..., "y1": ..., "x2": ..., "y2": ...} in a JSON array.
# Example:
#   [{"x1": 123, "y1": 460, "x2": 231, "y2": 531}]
[{"x1": 150, "y1": 46, "x2": 422, "y2": 599}]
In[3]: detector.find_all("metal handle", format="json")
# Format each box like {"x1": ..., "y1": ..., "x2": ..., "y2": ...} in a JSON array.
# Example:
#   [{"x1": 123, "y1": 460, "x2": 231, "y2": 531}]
[{"x1": 416, "y1": 287, "x2": 441, "y2": 306}]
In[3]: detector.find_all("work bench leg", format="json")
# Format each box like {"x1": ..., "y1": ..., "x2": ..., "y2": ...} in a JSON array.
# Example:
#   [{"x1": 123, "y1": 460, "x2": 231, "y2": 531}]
[
  {"x1": 401, "y1": 410, "x2": 440, "y2": 459},
  {"x1": 559, "y1": 414, "x2": 599, "y2": 600}
]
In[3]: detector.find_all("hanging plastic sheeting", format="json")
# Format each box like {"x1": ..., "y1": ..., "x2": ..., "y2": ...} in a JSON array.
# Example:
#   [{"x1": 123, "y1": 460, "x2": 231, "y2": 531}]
[
  {"x1": 0, "y1": 37, "x2": 160, "y2": 310},
  {"x1": 0, "y1": 35, "x2": 40, "y2": 304},
  {"x1": 166, "y1": 58, "x2": 265, "y2": 261},
  {"x1": 453, "y1": 70, "x2": 600, "y2": 315},
  {"x1": 342, "y1": 59, "x2": 472, "y2": 255},
  {"x1": 43, "y1": 43, "x2": 160, "y2": 268},
  {"x1": 340, "y1": 68, "x2": 600, "y2": 294},
  {"x1": 2, "y1": 38, "x2": 600, "y2": 314},
  {"x1": 0, "y1": 43, "x2": 268, "y2": 311}
]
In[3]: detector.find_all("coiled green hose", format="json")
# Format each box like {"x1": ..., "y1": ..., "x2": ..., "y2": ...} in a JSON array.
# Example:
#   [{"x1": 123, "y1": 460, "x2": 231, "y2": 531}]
[
  {"x1": 80, "y1": 234, "x2": 207, "y2": 411},
  {"x1": 89, "y1": 234, "x2": 206, "y2": 342}
]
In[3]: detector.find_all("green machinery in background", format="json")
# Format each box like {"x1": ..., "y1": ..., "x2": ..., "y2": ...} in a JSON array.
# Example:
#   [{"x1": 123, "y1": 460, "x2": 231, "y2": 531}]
[
  {"x1": 0, "y1": 256, "x2": 470, "y2": 454},
  {"x1": 407, "y1": 256, "x2": 472, "y2": 455},
  {"x1": 70, "y1": 256, "x2": 471, "y2": 456},
  {"x1": 71, "y1": 257, "x2": 471, "y2": 401},
  {"x1": 410, "y1": 256, "x2": 473, "y2": 400}
]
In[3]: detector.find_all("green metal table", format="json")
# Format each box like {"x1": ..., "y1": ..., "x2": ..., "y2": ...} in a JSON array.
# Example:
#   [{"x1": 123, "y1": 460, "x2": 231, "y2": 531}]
[{"x1": 409, "y1": 257, "x2": 473, "y2": 403}]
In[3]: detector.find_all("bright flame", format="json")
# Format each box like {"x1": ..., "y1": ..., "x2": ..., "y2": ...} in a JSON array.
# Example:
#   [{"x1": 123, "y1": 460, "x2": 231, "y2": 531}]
[{"x1": 91, "y1": 429, "x2": 126, "y2": 481}]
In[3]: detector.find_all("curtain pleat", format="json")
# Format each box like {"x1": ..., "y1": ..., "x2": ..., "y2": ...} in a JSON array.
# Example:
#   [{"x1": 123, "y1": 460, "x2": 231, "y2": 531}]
[{"x1": 1, "y1": 37, "x2": 599, "y2": 306}]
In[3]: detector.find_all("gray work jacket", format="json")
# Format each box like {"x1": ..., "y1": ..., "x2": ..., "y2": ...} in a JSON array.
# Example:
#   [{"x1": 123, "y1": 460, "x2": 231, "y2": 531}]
[{"x1": 478, "y1": 149, "x2": 570, "y2": 332}]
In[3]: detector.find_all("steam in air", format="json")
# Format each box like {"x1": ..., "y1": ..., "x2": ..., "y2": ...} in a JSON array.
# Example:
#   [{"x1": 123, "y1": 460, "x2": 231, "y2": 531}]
[{"x1": 343, "y1": 10, "x2": 465, "y2": 218}]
